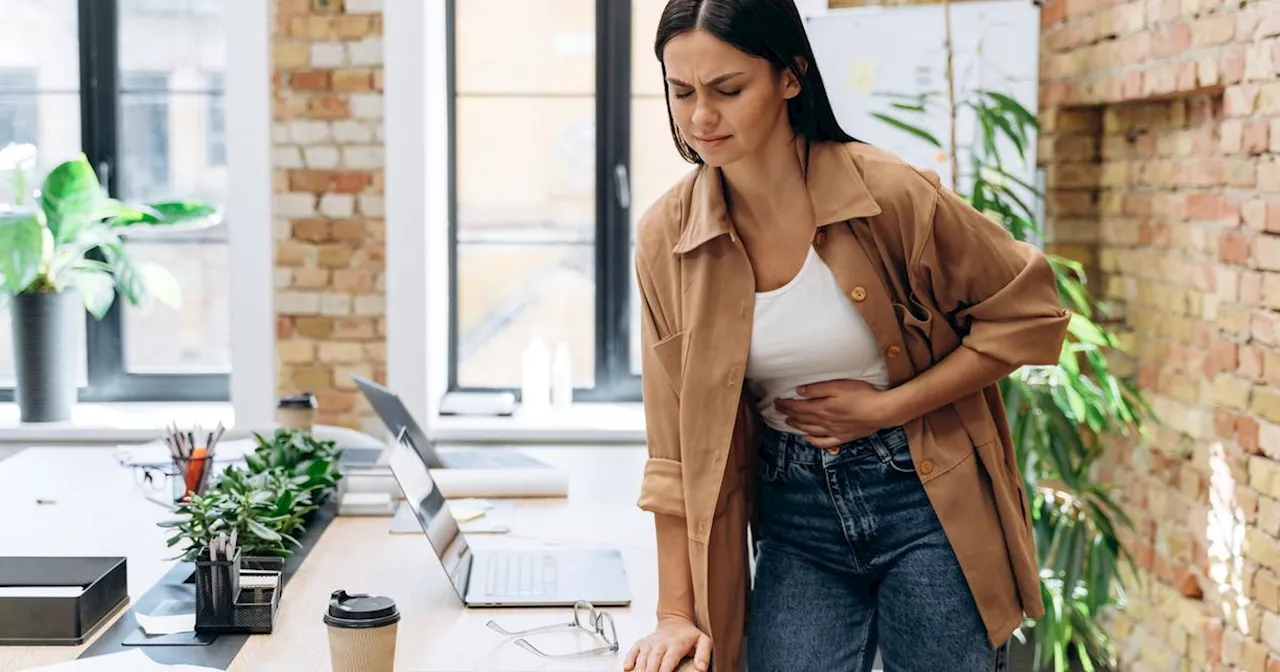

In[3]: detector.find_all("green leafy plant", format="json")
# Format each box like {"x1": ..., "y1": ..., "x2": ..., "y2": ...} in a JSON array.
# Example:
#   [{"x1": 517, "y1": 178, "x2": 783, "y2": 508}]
[
  {"x1": 0, "y1": 146, "x2": 220, "y2": 318},
  {"x1": 160, "y1": 429, "x2": 344, "y2": 562},
  {"x1": 873, "y1": 89, "x2": 1154, "y2": 671}
]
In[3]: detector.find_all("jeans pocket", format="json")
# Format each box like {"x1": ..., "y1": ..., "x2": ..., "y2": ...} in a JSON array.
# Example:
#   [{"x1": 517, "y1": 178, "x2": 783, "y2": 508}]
[{"x1": 877, "y1": 426, "x2": 916, "y2": 474}]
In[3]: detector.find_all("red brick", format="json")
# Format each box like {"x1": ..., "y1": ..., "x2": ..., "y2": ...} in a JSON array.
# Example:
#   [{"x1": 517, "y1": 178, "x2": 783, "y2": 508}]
[
  {"x1": 1220, "y1": 230, "x2": 1251, "y2": 265},
  {"x1": 289, "y1": 169, "x2": 331, "y2": 193},
  {"x1": 309, "y1": 96, "x2": 350, "y2": 120},
  {"x1": 1222, "y1": 48, "x2": 1248, "y2": 85},
  {"x1": 1205, "y1": 619, "x2": 1226, "y2": 662},
  {"x1": 1269, "y1": 203, "x2": 1280, "y2": 233},
  {"x1": 1214, "y1": 339, "x2": 1240, "y2": 372},
  {"x1": 276, "y1": 316, "x2": 294, "y2": 340},
  {"x1": 1241, "y1": 416, "x2": 1262, "y2": 454},
  {"x1": 289, "y1": 69, "x2": 330, "y2": 91},
  {"x1": 314, "y1": 390, "x2": 356, "y2": 413},
  {"x1": 333, "y1": 172, "x2": 369, "y2": 193},
  {"x1": 1218, "y1": 409, "x2": 1240, "y2": 438},
  {"x1": 1188, "y1": 194, "x2": 1239, "y2": 223},
  {"x1": 292, "y1": 219, "x2": 330, "y2": 242}
]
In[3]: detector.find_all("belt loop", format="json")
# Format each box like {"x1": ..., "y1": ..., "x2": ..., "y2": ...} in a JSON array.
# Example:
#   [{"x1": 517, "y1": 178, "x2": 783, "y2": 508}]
[{"x1": 868, "y1": 430, "x2": 891, "y2": 463}]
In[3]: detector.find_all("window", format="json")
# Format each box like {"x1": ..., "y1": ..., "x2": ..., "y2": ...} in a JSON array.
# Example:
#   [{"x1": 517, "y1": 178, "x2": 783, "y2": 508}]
[
  {"x1": 0, "y1": 0, "x2": 229, "y2": 401},
  {"x1": 0, "y1": 70, "x2": 39, "y2": 147},
  {"x1": 206, "y1": 73, "x2": 225, "y2": 167},
  {"x1": 448, "y1": 0, "x2": 689, "y2": 401}
]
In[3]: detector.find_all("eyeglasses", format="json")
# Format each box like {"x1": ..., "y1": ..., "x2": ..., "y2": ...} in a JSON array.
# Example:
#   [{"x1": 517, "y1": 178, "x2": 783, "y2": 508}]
[{"x1": 486, "y1": 600, "x2": 619, "y2": 659}]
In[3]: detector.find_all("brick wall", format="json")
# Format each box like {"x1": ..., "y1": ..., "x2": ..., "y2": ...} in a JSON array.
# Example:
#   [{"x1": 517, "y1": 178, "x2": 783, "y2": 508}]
[
  {"x1": 271, "y1": 0, "x2": 385, "y2": 432},
  {"x1": 1042, "y1": 0, "x2": 1280, "y2": 669}
]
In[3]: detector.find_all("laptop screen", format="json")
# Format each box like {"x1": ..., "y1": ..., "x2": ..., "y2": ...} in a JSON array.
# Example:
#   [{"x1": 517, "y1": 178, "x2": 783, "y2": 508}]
[
  {"x1": 352, "y1": 374, "x2": 444, "y2": 469},
  {"x1": 387, "y1": 438, "x2": 472, "y2": 602}
]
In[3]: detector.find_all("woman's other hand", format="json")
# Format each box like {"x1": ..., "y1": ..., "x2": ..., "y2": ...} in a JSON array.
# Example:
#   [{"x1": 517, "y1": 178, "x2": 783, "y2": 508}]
[
  {"x1": 774, "y1": 379, "x2": 903, "y2": 448},
  {"x1": 623, "y1": 615, "x2": 712, "y2": 672}
]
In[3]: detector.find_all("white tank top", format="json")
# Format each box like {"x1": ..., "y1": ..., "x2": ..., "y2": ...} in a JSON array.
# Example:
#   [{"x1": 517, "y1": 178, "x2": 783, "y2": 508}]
[{"x1": 745, "y1": 246, "x2": 889, "y2": 434}]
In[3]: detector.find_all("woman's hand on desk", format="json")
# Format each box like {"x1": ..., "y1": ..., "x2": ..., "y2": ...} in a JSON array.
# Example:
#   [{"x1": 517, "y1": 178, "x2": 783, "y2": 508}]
[{"x1": 624, "y1": 616, "x2": 711, "y2": 672}]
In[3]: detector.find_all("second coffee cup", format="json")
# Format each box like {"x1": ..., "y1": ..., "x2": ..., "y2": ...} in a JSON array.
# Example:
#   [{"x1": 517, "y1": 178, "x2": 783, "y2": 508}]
[{"x1": 324, "y1": 589, "x2": 400, "y2": 672}]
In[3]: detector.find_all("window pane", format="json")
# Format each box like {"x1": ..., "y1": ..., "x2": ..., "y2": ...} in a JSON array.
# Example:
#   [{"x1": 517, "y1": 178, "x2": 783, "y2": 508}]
[
  {"x1": 454, "y1": 2, "x2": 596, "y2": 389},
  {"x1": 0, "y1": 0, "x2": 86, "y2": 389},
  {"x1": 118, "y1": 2, "x2": 229, "y2": 374},
  {"x1": 630, "y1": 2, "x2": 694, "y2": 375}
]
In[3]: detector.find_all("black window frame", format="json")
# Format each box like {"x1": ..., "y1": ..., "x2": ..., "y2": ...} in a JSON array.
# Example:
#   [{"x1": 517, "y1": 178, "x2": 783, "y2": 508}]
[
  {"x1": 445, "y1": 0, "x2": 641, "y2": 403},
  {"x1": 0, "y1": 0, "x2": 228, "y2": 403}
]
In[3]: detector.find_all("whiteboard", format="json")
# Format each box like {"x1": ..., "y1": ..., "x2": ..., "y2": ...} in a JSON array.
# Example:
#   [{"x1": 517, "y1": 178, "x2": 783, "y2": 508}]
[{"x1": 804, "y1": 1, "x2": 1041, "y2": 193}]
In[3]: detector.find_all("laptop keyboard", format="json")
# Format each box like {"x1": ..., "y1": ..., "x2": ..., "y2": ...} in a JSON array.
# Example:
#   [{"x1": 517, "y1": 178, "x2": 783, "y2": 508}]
[{"x1": 485, "y1": 553, "x2": 558, "y2": 597}]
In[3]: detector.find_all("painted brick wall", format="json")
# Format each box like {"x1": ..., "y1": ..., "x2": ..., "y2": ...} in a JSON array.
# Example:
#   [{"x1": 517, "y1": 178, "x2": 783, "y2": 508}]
[
  {"x1": 271, "y1": 0, "x2": 385, "y2": 431},
  {"x1": 1041, "y1": 0, "x2": 1280, "y2": 668}
]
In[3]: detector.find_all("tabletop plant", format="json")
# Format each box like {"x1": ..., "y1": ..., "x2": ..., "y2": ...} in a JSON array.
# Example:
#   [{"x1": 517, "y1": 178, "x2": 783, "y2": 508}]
[{"x1": 160, "y1": 429, "x2": 344, "y2": 562}]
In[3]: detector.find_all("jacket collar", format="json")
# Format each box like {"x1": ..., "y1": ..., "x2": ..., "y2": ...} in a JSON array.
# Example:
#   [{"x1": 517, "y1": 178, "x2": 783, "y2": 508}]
[{"x1": 672, "y1": 139, "x2": 882, "y2": 255}]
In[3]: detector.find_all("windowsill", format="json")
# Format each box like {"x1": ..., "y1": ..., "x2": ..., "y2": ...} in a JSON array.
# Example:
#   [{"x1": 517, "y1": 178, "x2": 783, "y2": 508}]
[
  {"x1": 0, "y1": 401, "x2": 646, "y2": 447},
  {"x1": 0, "y1": 402, "x2": 236, "y2": 445},
  {"x1": 430, "y1": 402, "x2": 646, "y2": 445}
]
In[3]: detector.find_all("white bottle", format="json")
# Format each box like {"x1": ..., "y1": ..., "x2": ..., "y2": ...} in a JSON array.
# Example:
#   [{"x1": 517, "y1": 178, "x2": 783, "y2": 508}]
[
  {"x1": 551, "y1": 343, "x2": 573, "y2": 409},
  {"x1": 521, "y1": 336, "x2": 550, "y2": 413}
]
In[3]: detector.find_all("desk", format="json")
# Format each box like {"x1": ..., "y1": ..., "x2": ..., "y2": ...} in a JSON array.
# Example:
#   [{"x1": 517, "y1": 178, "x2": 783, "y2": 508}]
[{"x1": 0, "y1": 446, "x2": 662, "y2": 672}]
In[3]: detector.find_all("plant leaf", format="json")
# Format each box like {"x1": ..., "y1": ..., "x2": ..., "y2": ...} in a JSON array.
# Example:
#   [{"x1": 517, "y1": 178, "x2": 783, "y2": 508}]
[
  {"x1": 0, "y1": 210, "x2": 43, "y2": 294},
  {"x1": 137, "y1": 261, "x2": 181, "y2": 309},
  {"x1": 40, "y1": 154, "x2": 103, "y2": 245},
  {"x1": 870, "y1": 112, "x2": 943, "y2": 148},
  {"x1": 244, "y1": 518, "x2": 281, "y2": 542},
  {"x1": 68, "y1": 268, "x2": 116, "y2": 319}
]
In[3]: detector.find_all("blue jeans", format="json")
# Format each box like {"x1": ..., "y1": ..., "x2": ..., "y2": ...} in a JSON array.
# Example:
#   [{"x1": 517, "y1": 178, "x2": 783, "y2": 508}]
[{"x1": 746, "y1": 425, "x2": 1010, "y2": 671}]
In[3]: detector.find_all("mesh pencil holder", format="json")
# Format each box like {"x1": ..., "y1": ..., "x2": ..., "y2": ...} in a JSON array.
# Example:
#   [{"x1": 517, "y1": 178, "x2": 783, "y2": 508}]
[{"x1": 194, "y1": 546, "x2": 241, "y2": 632}]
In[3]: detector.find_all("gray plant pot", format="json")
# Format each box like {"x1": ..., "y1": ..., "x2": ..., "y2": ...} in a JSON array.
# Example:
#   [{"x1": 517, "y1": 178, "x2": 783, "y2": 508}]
[{"x1": 11, "y1": 291, "x2": 80, "y2": 423}]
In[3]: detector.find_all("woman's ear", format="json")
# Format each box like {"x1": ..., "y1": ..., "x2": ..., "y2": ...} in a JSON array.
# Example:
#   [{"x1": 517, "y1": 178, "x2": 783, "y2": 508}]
[{"x1": 782, "y1": 57, "x2": 807, "y2": 100}]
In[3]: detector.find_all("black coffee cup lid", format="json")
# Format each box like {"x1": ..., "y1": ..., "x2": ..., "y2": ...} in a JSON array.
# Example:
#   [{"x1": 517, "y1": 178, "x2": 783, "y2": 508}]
[
  {"x1": 278, "y1": 393, "x2": 318, "y2": 409},
  {"x1": 324, "y1": 590, "x2": 400, "y2": 628}
]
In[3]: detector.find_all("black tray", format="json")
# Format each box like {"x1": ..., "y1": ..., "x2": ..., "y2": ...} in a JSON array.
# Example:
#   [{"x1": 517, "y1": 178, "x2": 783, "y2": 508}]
[{"x1": 0, "y1": 556, "x2": 129, "y2": 646}]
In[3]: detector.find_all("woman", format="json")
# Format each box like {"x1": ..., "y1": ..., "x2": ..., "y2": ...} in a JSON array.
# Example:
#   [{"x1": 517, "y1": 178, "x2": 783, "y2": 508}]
[{"x1": 623, "y1": 1, "x2": 1070, "y2": 671}]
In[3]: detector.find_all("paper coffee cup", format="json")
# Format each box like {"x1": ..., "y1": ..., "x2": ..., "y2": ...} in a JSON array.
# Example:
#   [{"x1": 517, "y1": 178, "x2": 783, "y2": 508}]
[{"x1": 324, "y1": 589, "x2": 400, "y2": 672}]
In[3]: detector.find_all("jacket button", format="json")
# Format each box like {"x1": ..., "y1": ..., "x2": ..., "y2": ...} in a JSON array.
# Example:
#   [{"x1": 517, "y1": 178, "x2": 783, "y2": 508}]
[
  {"x1": 885, "y1": 345, "x2": 901, "y2": 358},
  {"x1": 850, "y1": 286, "x2": 867, "y2": 302},
  {"x1": 919, "y1": 460, "x2": 934, "y2": 475}
]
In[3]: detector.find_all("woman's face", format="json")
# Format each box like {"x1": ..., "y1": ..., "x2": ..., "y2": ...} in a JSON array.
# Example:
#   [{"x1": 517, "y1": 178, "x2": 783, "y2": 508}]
[{"x1": 661, "y1": 29, "x2": 800, "y2": 167}]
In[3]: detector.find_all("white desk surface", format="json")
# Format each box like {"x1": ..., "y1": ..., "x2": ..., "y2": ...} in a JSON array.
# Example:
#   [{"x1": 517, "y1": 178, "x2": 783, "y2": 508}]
[{"x1": 0, "y1": 446, "x2": 662, "y2": 672}]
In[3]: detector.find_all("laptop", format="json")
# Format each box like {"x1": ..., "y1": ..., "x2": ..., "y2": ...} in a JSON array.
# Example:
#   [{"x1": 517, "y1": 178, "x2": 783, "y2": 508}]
[
  {"x1": 352, "y1": 374, "x2": 546, "y2": 470},
  {"x1": 386, "y1": 436, "x2": 632, "y2": 607}
]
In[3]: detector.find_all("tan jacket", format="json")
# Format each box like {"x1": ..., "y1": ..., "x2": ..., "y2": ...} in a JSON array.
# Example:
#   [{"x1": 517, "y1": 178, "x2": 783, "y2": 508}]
[{"x1": 633, "y1": 139, "x2": 1070, "y2": 671}]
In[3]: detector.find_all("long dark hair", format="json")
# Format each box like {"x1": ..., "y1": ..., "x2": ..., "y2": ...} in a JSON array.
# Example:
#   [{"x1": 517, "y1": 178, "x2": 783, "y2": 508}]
[{"x1": 654, "y1": 0, "x2": 860, "y2": 165}]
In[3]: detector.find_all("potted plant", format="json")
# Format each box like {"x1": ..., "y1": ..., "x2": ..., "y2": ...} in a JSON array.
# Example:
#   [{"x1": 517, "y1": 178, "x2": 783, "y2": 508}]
[
  {"x1": 873, "y1": 86, "x2": 1155, "y2": 670},
  {"x1": 0, "y1": 144, "x2": 220, "y2": 421},
  {"x1": 160, "y1": 429, "x2": 344, "y2": 565}
]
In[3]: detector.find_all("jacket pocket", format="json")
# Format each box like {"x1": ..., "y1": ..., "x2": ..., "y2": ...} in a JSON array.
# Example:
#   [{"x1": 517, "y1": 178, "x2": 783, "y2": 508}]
[
  {"x1": 893, "y1": 293, "x2": 935, "y2": 371},
  {"x1": 652, "y1": 330, "x2": 688, "y2": 397}
]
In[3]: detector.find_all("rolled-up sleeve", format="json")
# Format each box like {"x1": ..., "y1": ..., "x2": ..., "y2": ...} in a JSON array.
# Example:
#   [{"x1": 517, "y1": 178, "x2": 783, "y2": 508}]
[{"x1": 916, "y1": 184, "x2": 1070, "y2": 367}]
